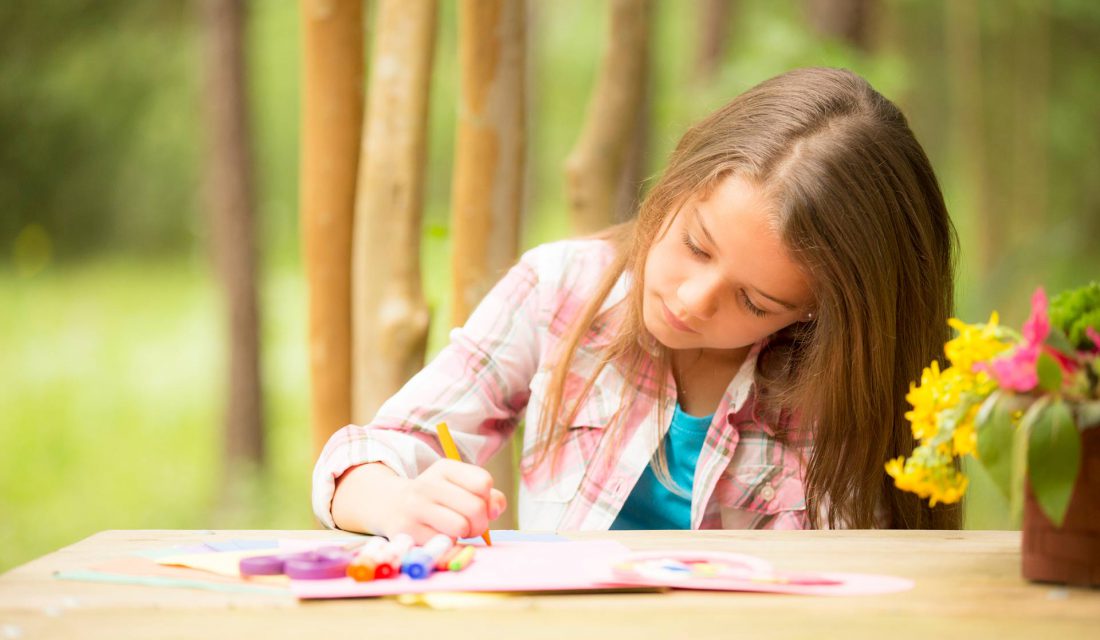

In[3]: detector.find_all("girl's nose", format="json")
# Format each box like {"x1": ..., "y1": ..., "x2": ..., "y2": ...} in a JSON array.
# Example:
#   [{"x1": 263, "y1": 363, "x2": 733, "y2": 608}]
[{"x1": 677, "y1": 274, "x2": 722, "y2": 320}]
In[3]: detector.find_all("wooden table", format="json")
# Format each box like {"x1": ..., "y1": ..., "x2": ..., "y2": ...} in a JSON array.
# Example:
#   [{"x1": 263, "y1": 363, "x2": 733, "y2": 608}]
[{"x1": 1, "y1": 529, "x2": 1097, "y2": 639}]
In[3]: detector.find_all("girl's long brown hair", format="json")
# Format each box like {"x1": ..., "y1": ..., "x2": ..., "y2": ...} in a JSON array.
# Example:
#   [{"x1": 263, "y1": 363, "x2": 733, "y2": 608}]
[{"x1": 531, "y1": 68, "x2": 960, "y2": 529}]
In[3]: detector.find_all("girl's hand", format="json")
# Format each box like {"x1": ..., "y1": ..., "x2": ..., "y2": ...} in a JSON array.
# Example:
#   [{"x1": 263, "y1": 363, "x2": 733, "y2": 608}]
[
  {"x1": 332, "y1": 460, "x2": 507, "y2": 544},
  {"x1": 389, "y1": 459, "x2": 507, "y2": 543}
]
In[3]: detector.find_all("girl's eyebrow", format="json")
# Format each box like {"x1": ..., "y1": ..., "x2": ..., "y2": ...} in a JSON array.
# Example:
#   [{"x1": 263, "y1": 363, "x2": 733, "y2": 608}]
[
  {"x1": 692, "y1": 206, "x2": 718, "y2": 248},
  {"x1": 752, "y1": 286, "x2": 798, "y2": 311},
  {"x1": 692, "y1": 206, "x2": 798, "y2": 311}
]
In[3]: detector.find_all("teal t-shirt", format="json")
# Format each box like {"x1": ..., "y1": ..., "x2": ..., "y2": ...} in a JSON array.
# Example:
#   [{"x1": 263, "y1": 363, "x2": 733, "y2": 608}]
[{"x1": 610, "y1": 403, "x2": 713, "y2": 530}]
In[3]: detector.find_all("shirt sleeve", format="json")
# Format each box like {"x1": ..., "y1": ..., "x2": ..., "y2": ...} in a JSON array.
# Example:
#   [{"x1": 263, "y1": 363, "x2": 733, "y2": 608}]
[{"x1": 311, "y1": 247, "x2": 545, "y2": 529}]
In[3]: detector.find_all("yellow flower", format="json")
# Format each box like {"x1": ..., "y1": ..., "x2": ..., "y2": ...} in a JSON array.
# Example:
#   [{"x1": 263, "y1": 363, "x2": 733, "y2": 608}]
[
  {"x1": 885, "y1": 450, "x2": 969, "y2": 507},
  {"x1": 945, "y1": 312, "x2": 1011, "y2": 373},
  {"x1": 905, "y1": 362, "x2": 944, "y2": 440},
  {"x1": 931, "y1": 473, "x2": 968, "y2": 506},
  {"x1": 952, "y1": 410, "x2": 978, "y2": 457},
  {"x1": 904, "y1": 362, "x2": 977, "y2": 443},
  {"x1": 891, "y1": 312, "x2": 1009, "y2": 508}
]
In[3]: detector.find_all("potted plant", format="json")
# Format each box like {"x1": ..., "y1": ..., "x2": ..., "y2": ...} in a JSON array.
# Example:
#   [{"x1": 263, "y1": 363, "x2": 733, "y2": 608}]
[{"x1": 886, "y1": 282, "x2": 1100, "y2": 587}]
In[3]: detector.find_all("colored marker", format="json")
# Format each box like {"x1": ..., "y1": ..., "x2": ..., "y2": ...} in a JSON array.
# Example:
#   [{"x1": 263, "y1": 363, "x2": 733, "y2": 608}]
[
  {"x1": 448, "y1": 545, "x2": 476, "y2": 572},
  {"x1": 387, "y1": 533, "x2": 415, "y2": 557},
  {"x1": 347, "y1": 537, "x2": 388, "y2": 581},
  {"x1": 436, "y1": 422, "x2": 493, "y2": 546},
  {"x1": 371, "y1": 533, "x2": 413, "y2": 577},
  {"x1": 434, "y1": 545, "x2": 464, "y2": 571},
  {"x1": 378, "y1": 534, "x2": 413, "y2": 580},
  {"x1": 347, "y1": 561, "x2": 376, "y2": 582},
  {"x1": 402, "y1": 534, "x2": 454, "y2": 580},
  {"x1": 350, "y1": 536, "x2": 387, "y2": 564}
]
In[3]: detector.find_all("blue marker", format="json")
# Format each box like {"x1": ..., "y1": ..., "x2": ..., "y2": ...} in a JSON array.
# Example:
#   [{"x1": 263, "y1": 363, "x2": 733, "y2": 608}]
[
  {"x1": 402, "y1": 549, "x2": 435, "y2": 579},
  {"x1": 401, "y1": 534, "x2": 454, "y2": 580}
]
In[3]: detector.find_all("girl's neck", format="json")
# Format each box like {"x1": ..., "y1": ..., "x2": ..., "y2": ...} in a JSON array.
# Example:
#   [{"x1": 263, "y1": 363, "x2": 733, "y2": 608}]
[{"x1": 671, "y1": 346, "x2": 751, "y2": 417}]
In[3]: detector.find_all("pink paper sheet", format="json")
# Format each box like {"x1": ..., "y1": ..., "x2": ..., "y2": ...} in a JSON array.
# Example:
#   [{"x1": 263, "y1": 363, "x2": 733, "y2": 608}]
[
  {"x1": 291, "y1": 542, "x2": 914, "y2": 599},
  {"x1": 609, "y1": 570, "x2": 914, "y2": 596},
  {"x1": 606, "y1": 550, "x2": 914, "y2": 596}
]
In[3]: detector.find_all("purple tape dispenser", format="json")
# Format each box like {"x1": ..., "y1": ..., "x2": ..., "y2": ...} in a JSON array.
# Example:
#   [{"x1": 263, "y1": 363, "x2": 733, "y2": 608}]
[{"x1": 239, "y1": 546, "x2": 356, "y2": 580}]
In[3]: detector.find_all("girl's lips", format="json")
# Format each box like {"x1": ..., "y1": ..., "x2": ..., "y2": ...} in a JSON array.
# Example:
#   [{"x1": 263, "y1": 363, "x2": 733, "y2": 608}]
[{"x1": 662, "y1": 302, "x2": 698, "y2": 333}]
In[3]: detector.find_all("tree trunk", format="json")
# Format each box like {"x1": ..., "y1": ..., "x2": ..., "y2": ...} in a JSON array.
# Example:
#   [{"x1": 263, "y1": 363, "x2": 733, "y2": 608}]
[
  {"x1": 805, "y1": 0, "x2": 873, "y2": 51},
  {"x1": 450, "y1": 0, "x2": 526, "y2": 325},
  {"x1": 351, "y1": 0, "x2": 437, "y2": 424},
  {"x1": 1011, "y1": 0, "x2": 1049, "y2": 236},
  {"x1": 695, "y1": 0, "x2": 736, "y2": 84},
  {"x1": 945, "y1": 0, "x2": 994, "y2": 283},
  {"x1": 564, "y1": 0, "x2": 651, "y2": 236},
  {"x1": 449, "y1": 0, "x2": 526, "y2": 529},
  {"x1": 613, "y1": 71, "x2": 650, "y2": 223},
  {"x1": 300, "y1": 0, "x2": 364, "y2": 458},
  {"x1": 198, "y1": 0, "x2": 264, "y2": 475}
]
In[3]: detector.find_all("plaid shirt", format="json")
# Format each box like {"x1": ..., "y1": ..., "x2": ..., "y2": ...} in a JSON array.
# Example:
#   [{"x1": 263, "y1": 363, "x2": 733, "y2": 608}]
[{"x1": 313, "y1": 238, "x2": 818, "y2": 532}]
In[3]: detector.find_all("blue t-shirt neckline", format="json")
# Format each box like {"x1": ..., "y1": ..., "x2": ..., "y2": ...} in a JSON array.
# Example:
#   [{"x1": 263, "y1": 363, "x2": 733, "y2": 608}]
[
  {"x1": 609, "y1": 402, "x2": 714, "y2": 531},
  {"x1": 671, "y1": 402, "x2": 713, "y2": 434}
]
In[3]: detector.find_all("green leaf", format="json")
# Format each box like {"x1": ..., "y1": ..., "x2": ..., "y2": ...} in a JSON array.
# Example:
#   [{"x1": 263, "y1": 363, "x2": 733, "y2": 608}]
[
  {"x1": 1027, "y1": 399, "x2": 1082, "y2": 527},
  {"x1": 1014, "y1": 397, "x2": 1049, "y2": 525},
  {"x1": 975, "y1": 391, "x2": 1016, "y2": 500},
  {"x1": 1043, "y1": 328, "x2": 1076, "y2": 358},
  {"x1": 1009, "y1": 414, "x2": 1028, "y2": 529},
  {"x1": 1035, "y1": 352, "x2": 1063, "y2": 392}
]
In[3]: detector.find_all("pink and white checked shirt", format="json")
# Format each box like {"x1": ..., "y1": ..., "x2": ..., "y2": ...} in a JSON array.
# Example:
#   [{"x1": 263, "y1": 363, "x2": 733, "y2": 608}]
[{"x1": 313, "y1": 238, "x2": 819, "y2": 532}]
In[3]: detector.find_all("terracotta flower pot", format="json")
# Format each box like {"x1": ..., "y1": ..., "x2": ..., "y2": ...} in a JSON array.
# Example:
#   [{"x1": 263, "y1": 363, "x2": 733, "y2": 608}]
[{"x1": 1021, "y1": 426, "x2": 1100, "y2": 587}]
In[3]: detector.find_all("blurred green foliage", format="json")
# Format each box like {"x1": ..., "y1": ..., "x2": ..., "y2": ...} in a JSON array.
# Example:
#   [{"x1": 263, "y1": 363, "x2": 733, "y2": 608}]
[
  {"x1": 3, "y1": 0, "x2": 1100, "y2": 571},
  {"x1": 0, "y1": 1, "x2": 200, "y2": 260}
]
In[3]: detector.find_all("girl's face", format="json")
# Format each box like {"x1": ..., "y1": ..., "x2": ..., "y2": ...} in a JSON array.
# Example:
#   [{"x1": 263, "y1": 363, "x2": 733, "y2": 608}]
[{"x1": 642, "y1": 174, "x2": 815, "y2": 357}]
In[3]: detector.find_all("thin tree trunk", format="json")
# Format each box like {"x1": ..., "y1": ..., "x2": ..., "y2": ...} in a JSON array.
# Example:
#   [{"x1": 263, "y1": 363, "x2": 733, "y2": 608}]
[
  {"x1": 695, "y1": 0, "x2": 736, "y2": 84},
  {"x1": 805, "y1": 0, "x2": 873, "y2": 51},
  {"x1": 1011, "y1": 0, "x2": 1049, "y2": 236},
  {"x1": 564, "y1": 0, "x2": 651, "y2": 235},
  {"x1": 300, "y1": 0, "x2": 364, "y2": 457},
  {"x1": 450, "y1": 0, "x2": 526, "y2": 529},
  {"x1": 198, "y1": 0, "x2": 264, "y2": 474},
  {"x1": 945, "y1": 0, "x2": 994, "y2": 282},
  {"x1": 451, "y1": 0, "x2": 525, "y2": 325},
  {"x1": 351, "y1": 0, "x2": 437, "y2": 424},
  {"x1": 613, "y1": 70, "x2": 650, "y2": 223}
]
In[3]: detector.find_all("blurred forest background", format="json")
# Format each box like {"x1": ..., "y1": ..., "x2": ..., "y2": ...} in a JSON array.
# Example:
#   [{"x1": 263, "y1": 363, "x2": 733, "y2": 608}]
[{"x1": 3, "y1": 0, "x2": 1099, "y2": 572}]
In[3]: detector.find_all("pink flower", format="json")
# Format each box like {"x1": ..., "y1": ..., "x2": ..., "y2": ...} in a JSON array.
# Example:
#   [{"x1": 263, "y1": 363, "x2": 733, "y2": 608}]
[
  {"x1": 979, "y1": 287, "x2": 1049, "y2": 392},
  {"x1": 1022, "y1": 288, "x2": 1050, "y2": 345},
  {"x1": 1088, "y1": 327, "x2": 1100, "y2": 352},
  {"x1": 983, "y1": 343, "x2": 1040, "y2": 392}
]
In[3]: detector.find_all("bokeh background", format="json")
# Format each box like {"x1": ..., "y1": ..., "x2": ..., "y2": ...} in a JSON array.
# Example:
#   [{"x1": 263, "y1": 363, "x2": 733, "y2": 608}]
[{"x1": 3, "y1": 0, "x2": 1099, "y2": 572}]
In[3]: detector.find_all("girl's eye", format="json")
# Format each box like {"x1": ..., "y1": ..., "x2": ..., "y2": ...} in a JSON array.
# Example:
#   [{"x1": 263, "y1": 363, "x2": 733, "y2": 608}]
[
  {"x1": 738, "y1": 290, "x2": 768, "y2": 318},
  {"x1": 680, "y1": 230, "x2": 709, "y2": 259}
]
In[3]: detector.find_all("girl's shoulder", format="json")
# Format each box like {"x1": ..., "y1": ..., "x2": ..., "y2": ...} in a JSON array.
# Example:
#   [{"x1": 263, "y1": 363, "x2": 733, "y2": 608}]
[{"x1": 518, "y1": 236, "x2": 620, "y2": 290}]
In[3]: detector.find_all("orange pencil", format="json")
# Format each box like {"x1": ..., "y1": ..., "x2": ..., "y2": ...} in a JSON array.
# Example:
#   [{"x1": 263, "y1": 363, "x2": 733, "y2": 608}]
[{"x1": 436, "y1": 422, "x2": 493, "y2": 546}]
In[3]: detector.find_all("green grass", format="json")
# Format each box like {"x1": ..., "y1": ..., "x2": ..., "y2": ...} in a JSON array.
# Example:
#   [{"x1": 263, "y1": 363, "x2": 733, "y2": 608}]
[{"x1": 0, "y1": 258, "x2": 315, "y2": 571}]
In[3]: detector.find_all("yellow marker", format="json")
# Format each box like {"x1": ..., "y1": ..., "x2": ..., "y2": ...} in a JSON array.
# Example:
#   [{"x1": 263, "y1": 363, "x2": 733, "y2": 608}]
[
  {"x1": 436, "y1": 422, "x2": 493, "y2": 546},
  {"x1": 448, "y1": 545, "x2": 477, "y2": 572}
]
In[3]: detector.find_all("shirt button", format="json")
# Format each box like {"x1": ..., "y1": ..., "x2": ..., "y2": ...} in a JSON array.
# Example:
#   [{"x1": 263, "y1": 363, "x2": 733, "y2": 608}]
[{"x1": 759, "y1": 484, "x2": 776, "y2": 502}]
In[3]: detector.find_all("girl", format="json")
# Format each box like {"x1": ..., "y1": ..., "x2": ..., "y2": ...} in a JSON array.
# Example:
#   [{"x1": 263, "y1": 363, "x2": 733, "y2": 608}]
[{"x1": 314, "y1": 67, "x2": 961, "y2": 541}]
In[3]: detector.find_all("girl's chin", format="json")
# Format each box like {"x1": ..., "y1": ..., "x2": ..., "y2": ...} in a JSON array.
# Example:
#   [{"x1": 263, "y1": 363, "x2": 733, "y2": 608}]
[{"x1": 643, "y1": 316, "x2": 692, "y2": 350}]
